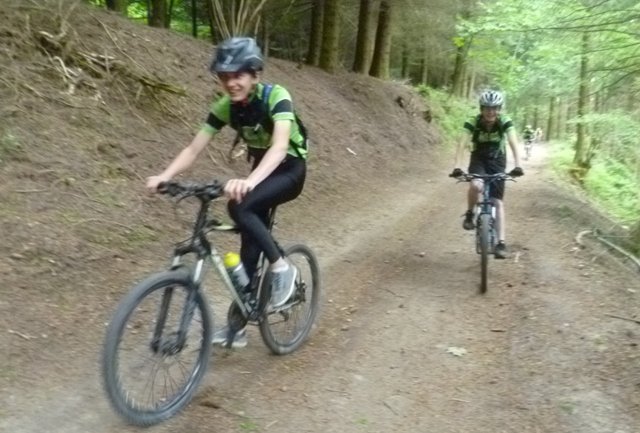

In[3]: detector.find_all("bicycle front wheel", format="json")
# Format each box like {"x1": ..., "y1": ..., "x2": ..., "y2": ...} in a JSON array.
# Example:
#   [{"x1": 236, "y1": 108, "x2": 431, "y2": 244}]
[
  {"x1": 259, "y1": 244, "x2": 321, "y2": 355},
  {"x1": 478, "y1": 213, "x2": 491, "y2": 294},
  {"x1": 102, "y1": 268, "x2": 213, "y2": 426}
]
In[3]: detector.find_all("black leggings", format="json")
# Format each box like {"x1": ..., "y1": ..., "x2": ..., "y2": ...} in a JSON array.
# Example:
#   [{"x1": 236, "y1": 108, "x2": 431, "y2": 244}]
[
  {"x1": 227, "y1": 157, "x2": 306, "y2": 280},
  {"x1": 468, "y1": 152, "x2": 507, "y2": 200}
]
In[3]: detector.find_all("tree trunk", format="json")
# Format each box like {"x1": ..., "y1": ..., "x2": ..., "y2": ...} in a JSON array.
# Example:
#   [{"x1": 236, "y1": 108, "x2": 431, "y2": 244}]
[
  {"x1": 574, "y1": 32, "x2": 590, "y2": 168},
  {"x1": 420, "y1": 49, "x2": 429, "y2": 85},
  {"x1": 319, "y1": 0, "x2": 339, "y2": 72},
  {"x1": 149, "y1": 0, "x2": 167, "y2": 28},
  {"x1": 260, "y1": 10, "x2": 270, "y2": 58},
  {"x1": 450, "y1": 37, "x2": 472, "y2": 97},
  {"x1": 466, "y1": 70, "x2": 475, "y2": 99},
  {"x1": 547, "y1": 96, "x2": 557, "y2": 142},
  {"x1": 191, "y1": 0, "x2": 197, "y2": 38},
  {"x1": 306, "y1": 0, "x2": 324, "y2": 66},
  {"x1": 400, "y1": 43, "x2": 409, "y2": 79},
  {"x1": 419, "y1": 51, "x2": 428, "y2": 85},
  {"x1": 106, "y1": 0, "x2": 127, "y2": 15},
  {"x1": 369, "y1": 0, "x2": 393, "y2": 79},
  {"x1": 206, "y1": 0, "x2": 216, "y2": 43},
  {"x1": 352, "y1": 0, "x2": 378, "y2": 73}
]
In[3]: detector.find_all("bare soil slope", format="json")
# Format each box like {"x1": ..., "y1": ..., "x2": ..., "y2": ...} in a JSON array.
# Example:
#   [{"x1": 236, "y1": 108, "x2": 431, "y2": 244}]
[{"x1": 1, "y1": 2, "x2": 638, "y2": 433}]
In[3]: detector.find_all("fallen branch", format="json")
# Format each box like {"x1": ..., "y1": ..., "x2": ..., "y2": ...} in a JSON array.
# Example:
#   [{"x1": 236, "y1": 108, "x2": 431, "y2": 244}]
[
  {"x1": 605, "y1": 313, "x2": 640, "y2": 325},
  {"x1": 575, "y1": 229, "x2": 640, "y2": 272},
  {"x1": 8, "y1": 329, "x2": 36, "y2": 340}
]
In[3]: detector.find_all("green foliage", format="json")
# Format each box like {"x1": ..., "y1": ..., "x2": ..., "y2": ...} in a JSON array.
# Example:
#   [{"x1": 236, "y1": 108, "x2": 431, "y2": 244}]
[
  {"x1": 417, "y1": 85, "x2": 472, "y2": 146},
  {"x1": 0, "y1": 129, "x2": 24, "y2": 163},
  {"x1": 550, "y1": 141, "x2": 640, "y2": 224},
  {"x1": 583, "y1": 159, "x2": 640, "y2": 224}
]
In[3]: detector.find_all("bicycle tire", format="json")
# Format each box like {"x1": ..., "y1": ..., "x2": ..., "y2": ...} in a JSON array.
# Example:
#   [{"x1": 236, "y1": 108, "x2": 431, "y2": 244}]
[
  {"x1": 102, "y1": 268, "x2": 213, "y2": 426},
  {"x1": 479, "y1": 213, "x2": 491, "y2": 294},
  {"x1": 259, "y1": 244, "x2": 321, "y2": 355}
]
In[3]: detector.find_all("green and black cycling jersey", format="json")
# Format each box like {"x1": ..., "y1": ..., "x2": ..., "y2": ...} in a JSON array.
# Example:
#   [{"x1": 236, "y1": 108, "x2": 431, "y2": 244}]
[
  {"x1": 200, "y1": 83, "x2": 308, "y2": 161},
  {"x1": 523, "y1": 128, "x2": 534, "y2": 141},
  {"x1": 463, "y1": 114, "x2": 514, "y2": 157}
]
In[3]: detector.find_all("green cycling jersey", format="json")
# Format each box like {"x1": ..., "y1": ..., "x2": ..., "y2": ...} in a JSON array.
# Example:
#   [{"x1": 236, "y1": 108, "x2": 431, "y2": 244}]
[{"x1": 200, "y1": 83, "x2": 307, "y2": 160}]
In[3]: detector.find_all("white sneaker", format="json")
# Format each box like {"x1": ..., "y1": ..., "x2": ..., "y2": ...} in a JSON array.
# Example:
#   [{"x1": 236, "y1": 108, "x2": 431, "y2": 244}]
[
  {"x1": 270, "y1": 263, "x2": 298, "y2": 308},
  {"x1": 211, "y1": 326, "x2": 247, "y2": 348}
]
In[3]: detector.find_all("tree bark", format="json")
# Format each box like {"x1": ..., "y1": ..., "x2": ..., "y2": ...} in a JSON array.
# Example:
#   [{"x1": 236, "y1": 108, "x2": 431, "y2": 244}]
[
  {"x1": 191, "y1": 0, "x2": 197, "y2": 38},
  {"x1": 450, "y1": 36, "x2": 472, "y2": 97},
  {"x1": 401, "y1": 43, "x2": 409, "y2": 79},
  {"x1": 547, "y1": 96, "x2": 557, "y2": 142},
  {"x1": 420, "y1": 58, "x2": 428, "y2": 85},
  {"x1": 106, "y1": 0, "x2": 127, "y2": 15},
  {"x1": 574, "y1": 32, "x2": 590, "y2": 168},
  {"x1": 369, "y1": 0, "x2": 393, "y2": 79},
  {"x1": 261, "y1": 15, "x2": 270, "y2": 58},
  {"x1": 306, "y1": 0, "x2": 324, "y2": 66},
  {"x1": 149, "y1": 0, "x2": 167, "y2": 28},
  {"x1": 352, "y1": 0, "x2": 378, "y2": 73},
  {"x1": 466, "y1": 70, "x2": 475, "y2": 99},
  {"x1": 319, "y1": 0, "x2": 340, "y2": 72}
]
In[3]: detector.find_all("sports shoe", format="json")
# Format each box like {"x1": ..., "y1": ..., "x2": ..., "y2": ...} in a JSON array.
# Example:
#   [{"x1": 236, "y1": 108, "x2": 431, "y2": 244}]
[
  {"x1": 462, "y1": 210, "x2": 475, "y2": 230},
  {"x1": 211, "y1": 326, "x2": 247, "y2": 348},
  {"x1": 270, "y1": 263, "x2": 298, "y2": 308},
  {"x1": 494, "y1": 242, "x2": 508, "y2": 259}
]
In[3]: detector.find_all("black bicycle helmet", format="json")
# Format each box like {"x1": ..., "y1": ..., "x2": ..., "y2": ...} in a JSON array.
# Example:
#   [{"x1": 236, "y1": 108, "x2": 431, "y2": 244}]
[{"x1": 210, "y1": 37, "x2": 264, "y2": 74}]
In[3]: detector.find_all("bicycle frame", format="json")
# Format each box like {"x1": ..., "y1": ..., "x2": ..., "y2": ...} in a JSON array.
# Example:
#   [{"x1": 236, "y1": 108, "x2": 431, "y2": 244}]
[
  {"x1": 151, "y1": 184, "x2": 274, "y2": 350},
  {"x1": 474, "y1": 178, "x2": 498, "y2": 254}
]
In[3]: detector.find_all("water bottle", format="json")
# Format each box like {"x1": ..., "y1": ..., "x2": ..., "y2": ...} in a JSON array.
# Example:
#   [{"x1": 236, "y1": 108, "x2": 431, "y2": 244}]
[{"x1": 223, "y1": 252, "x2": 249, "y2": 291}]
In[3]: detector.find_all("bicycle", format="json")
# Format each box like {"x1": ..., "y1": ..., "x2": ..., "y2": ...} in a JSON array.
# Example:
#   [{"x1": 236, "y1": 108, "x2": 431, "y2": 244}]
[
  {"x1": 102, "y1": 180, "x2": 321, "y2": 426},
  {"x1": 450, "y1": 172, "x2": 515, "y2": 294},
  {"x1": 523, "y1": 139, "x2": 533, "y2": 160}
]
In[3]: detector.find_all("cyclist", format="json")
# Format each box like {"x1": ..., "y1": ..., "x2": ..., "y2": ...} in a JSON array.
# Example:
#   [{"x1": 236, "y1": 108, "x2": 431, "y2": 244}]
[
  {"x1": 523, "y1": 125, "x2": 534, "y2": 143},
  {"x1": 146, "y1": 37, "x2": 308, "y2": 347},
  {"x1": 451, "y1": 90, "x2": 523, "y2": 259}
]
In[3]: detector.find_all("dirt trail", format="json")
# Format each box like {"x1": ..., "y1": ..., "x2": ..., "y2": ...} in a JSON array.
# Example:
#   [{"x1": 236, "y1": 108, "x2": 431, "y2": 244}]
[{"x1": 2, "y1": 144, "x2": 639, "y2": 433}]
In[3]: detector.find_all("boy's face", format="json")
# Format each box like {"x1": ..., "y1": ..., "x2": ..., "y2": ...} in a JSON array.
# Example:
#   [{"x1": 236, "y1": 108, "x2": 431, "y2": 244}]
[
  {"x1": 217, "y1": 71, "x2": 259, "y2": 102},
  {"x1": 480, "y1": 105, "x2": 500, "y2": 123}
]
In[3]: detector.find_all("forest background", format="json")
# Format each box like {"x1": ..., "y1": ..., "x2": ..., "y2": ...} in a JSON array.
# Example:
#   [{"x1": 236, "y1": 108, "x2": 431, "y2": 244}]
[{"x1": 45, "y1": 0, "x2": 640, "y2": 253}]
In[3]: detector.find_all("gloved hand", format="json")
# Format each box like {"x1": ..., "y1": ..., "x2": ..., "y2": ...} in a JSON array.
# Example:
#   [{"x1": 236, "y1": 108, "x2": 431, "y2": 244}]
[
  {"x1": 450, "y1": 168, "x2": 464, "y2": 178},
  {"x1": 509, "y1": 166, "x2": 524, "y2": 177}
]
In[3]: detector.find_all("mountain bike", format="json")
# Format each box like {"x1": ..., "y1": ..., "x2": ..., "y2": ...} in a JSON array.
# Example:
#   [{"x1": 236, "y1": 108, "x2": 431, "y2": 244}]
[
  {"x1": 523, "y1": 139, "x2": 533, "y2": 160},
  {"x1": 102, "y1": 180, "x2": 321, "y2": 426},
  {"x1": 451, "y1": 172, "x2": 515, "y2": 294}
]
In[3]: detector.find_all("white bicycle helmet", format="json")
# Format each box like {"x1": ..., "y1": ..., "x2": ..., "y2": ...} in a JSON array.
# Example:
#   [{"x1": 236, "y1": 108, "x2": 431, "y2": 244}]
[{"x1": 479, "y1": 90, "x2": 504, "y2": 108}]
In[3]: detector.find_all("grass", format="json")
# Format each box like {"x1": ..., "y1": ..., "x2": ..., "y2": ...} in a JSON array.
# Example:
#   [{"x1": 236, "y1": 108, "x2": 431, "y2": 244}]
[
  {"x1": 0, "y1": 129, "x2": 25, "y2": 163},
  {"x1": 548, "y1": 141, "x2": 640, "y2": 225}
]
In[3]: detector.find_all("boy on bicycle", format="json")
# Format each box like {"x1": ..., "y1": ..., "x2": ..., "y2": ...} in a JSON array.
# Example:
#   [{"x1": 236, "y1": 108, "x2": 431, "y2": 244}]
[
  {"x1": 451, "y1": 90, "x2": 523, "y2": 259},
  {"x1": 146, "y1": 37, "x2": 307, "y2": 347},
  {"x1": 523, "y1": 125, "x2": 535, "y2": 143}
]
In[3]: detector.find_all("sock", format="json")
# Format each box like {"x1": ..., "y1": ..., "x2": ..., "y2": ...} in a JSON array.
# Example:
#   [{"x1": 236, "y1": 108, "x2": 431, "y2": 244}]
[{"x1": 271, "y1": 261, "x2": 289, "y2": 273}]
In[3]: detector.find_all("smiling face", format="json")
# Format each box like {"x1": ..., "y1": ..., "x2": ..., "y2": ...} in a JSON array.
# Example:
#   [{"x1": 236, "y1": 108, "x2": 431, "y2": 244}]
[
  {"x1": 480, "y1": 105, "x2": 500, "y2": 124},
  {"x1": 217, "y1": 71, "x2": 259, "y2": 102}
]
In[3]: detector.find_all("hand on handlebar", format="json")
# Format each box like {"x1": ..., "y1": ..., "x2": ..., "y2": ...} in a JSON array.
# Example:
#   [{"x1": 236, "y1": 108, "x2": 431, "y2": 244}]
[
  {"x1": 509, "y1": 167, "x2": 524, "y2": 177},
  {"x1": 450, "y1": 168, "x2": 464, "y2": 178},
  {"x1": 224, "y1": 178, "x2": 255, "y2": 203},
  {"x1": 146, "y1": 175, "x2": 172, "y2": 194}
]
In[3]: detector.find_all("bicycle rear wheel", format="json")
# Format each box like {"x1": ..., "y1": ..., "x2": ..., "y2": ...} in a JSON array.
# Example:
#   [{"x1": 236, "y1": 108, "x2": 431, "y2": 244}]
[
  {"x1": 259, "y1": 244, "x2": 321, "y2": 355},
  {"x1": 478, "y1": 213, "x2": 491, "y2": 294},
  {"x1": 102, "y1": 268, "x2": 213, "y2": 426}
]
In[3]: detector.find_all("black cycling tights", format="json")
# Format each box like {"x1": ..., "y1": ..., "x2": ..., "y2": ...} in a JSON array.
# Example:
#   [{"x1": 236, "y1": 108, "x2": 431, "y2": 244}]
[{"x1": 227, "y1": 157, "x2": 306, "y2": 280}]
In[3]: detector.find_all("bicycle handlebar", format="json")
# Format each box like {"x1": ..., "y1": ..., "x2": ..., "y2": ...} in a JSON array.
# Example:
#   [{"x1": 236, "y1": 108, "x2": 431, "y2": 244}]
[
  {"x1": 158, "y1": 180, "x2": 224, "y2": 201},
  {"x1": 449, "y1": 172, "x2": 515, "y2": 182}
]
